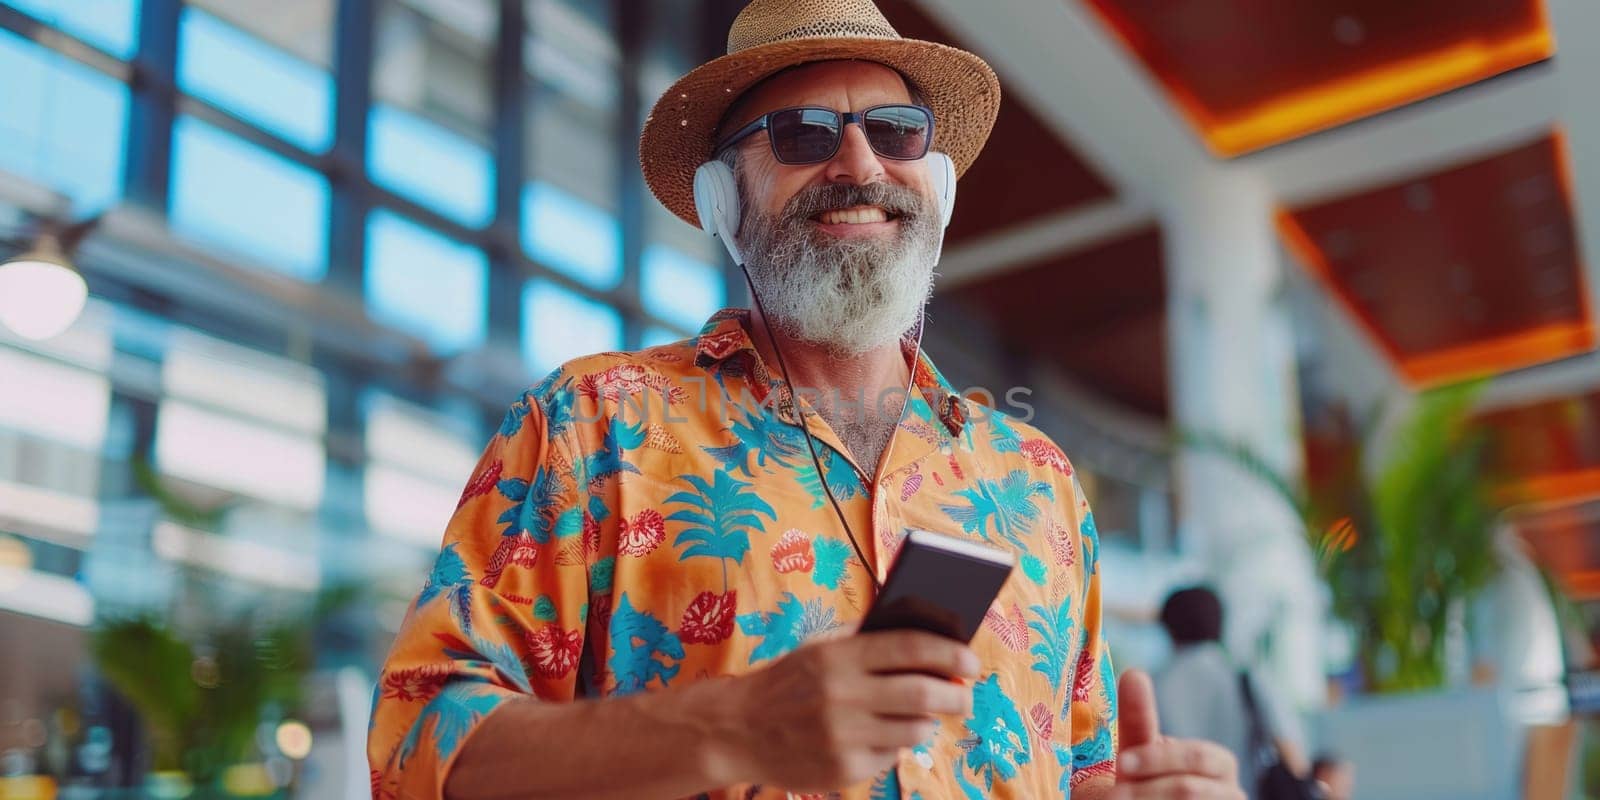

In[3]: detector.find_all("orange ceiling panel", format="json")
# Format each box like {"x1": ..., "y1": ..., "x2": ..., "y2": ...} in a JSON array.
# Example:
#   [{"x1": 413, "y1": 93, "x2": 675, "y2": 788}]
[
  {"x1": 1480, "y1": 390, "x2": 1600, "y2": 505},
  {"x1": 1083, "y1": 0, "x2": 1554, "y2": 155},
  {"x1": 1280, "y1": 133, "x2": 1593, "y2": 386},
  {"x1": 1518, "y1": 505, "x2": 1600, "y2": 599}
]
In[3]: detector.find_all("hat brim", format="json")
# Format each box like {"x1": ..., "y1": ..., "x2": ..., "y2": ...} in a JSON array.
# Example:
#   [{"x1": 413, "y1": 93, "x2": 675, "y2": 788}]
[{"x1": 640, "y1": 37, "x2": 1001, "y2": 228}]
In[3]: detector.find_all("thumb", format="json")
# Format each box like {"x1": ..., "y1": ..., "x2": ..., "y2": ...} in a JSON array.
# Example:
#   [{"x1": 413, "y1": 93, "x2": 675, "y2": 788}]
[{"x1": 1116, "y1": 668, "x2": 1161, "y2": 749}]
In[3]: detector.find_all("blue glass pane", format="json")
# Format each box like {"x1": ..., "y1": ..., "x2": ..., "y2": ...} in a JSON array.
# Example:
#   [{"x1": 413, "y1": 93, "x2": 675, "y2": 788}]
[
  {"x1": 169, "y1": 116, "x2": 330, "y2": 281},
  {"x1": 177, "y1": 8, "x2": 332, "y2": 153},
  {"x1": 368, "y1": 104, "x2": 493, "y2": 228},
  {"x1": 641, "y1": 325, "x2": 685, "y2": 348},
  {"x1": 521, "y1": 280, "x2": 622, "y2": 375},
  {"x1": 642, "y1": 244, "x2": 723, "y2": 330},
  {"x1": 0, "y1": 30, "x2": 128, "y2": 210},
  {"x1": 365, "y1": 210, "x2": 488, "y2": 354},
  {"x1": 522, "y1": 181, "x2": 622, "y2": 290},
  {"x1": 3, "y1": 0, "x2": 139, "y2": 59}
]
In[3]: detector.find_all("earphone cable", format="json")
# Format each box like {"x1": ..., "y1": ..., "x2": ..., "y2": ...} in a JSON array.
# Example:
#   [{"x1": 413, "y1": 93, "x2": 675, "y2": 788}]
[{"x1": 741, "y1": 264, "x2": 883, "y2": 594}]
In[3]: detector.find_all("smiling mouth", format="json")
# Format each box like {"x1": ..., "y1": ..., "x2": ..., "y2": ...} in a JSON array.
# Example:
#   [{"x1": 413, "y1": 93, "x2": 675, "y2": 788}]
[{"x1": 811, "y1": 205, "x2": 900, "y2": 226}]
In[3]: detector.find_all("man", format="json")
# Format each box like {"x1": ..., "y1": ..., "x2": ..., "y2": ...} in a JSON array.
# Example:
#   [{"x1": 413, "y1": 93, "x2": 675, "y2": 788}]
[
  {"x1": 1153, "y1": 587, "x2": 1306, "y2": 800},
  {"x1": 369, "y1": 1, "x2": 1242, "y2": 797}
]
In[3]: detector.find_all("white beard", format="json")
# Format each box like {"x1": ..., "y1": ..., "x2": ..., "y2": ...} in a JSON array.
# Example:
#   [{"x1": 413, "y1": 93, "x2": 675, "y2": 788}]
[{"x1": 739, "y1": 182, "x2": 942, "y2": 356}]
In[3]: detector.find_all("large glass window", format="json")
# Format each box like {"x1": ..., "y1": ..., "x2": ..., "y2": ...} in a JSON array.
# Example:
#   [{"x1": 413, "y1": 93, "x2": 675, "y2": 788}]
[
  {"x1": 0, "y1": 30, "x2": 129, "y2": 210},
  {"x1": 522, "y1": 279, "x2": 622, "y2": 375},
  {"x1": 169, "y1": 116, "x2": 331, "y2": 280},
  {"x1": 177, "y1": 1, "x2": 335, "y2": 152},
  {"x1": 522, "y1": 0, "x2": 621, "y2": 288},
  {"x1": 153, "y1": 330, "x2": 327, "y2": 511},
  {"x1": 2, "y1": 0, "x2": 140, "y2": 59},
  {"x1": 364, "y1": 209, "x2": 488, "y2": 354},
  {"x1": 363, "y1": 392, "x2": 480, "y2": 546},
  {"x1": 642, "y1": 244, "x2": 723, "y2": 331},
  {"x1": 369, "y1": 0, "x2": 495, "y2": 227}
]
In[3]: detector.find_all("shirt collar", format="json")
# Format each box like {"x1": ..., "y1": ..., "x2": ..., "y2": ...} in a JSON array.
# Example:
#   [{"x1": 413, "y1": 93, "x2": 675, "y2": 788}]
[{"x1": 692, "y1": 308, "x2": 967, "y2": 436}]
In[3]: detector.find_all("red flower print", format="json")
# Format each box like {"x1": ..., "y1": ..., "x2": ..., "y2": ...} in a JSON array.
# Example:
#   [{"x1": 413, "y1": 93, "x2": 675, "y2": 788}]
[
  {"x1": 371, "y1": 770, "x2": 395, "y2": 800},
  {"x1": 697, "y1": 329, "x2": 745, "y2": 361},
  {"x1": 1021, "y1": 439, "x2": 1072, "y2": 475},
  {"x1": 576, "y1": 364, "x2": 688, "y2": 405},
  {"x1": 455, "y1": 459, "x2": 502, "y2": 510},
  {"x1": 581, "y1": 513, "x2": 602, "y2": 557},
  {"x1": 1028, "y1": 702, "x2": 1054, "y2": 742},
  {"x1": 619, "y1": 509, "x2": 666, "y2": 557},
  {"x1": 380, "y1": 663, "x2": 451, "y2": 702},
  {"x1": 1072, "y1": 643, "x2": 1097, "y2": 703},
  {"x1": 900, "y1": 471, "x2": 923, "y2": 502},
  {"x1": 480, "y1": 533, "x2": 539, "y2": 588},
  {"x1": 679, "y1": 590, "x2": 737, "y2": 644},
  {"x1": 769, "y1": 529, "x2": 815, "y2": 573},
  {"x1": 983, "y1": 602, "x2": 1028, "y2": 652},
  {"x1": 932, "y1": 471, "x2": 945, "y2": 487},
  {"x1": 947, "y1": 453, "x2": 965, "y2": 481},
  {"x1": 526, "y1": 625, "x2": 583, "y2": 679},
  {"x1": 1046, "y1": 519, "x2": 1077, "y2": 567}
]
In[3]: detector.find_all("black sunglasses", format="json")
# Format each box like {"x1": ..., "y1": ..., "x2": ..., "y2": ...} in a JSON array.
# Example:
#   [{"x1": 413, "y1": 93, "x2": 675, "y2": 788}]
[{"x1": 713, "y1": 104, "x2": 936, "y2": 165}]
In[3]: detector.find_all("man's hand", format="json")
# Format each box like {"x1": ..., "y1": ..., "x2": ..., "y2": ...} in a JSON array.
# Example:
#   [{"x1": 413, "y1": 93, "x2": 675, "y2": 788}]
[
  {"x1": 1109, "y1": 670, "x2": 1245, "y2": 800},
  {"x1": 711, "y1": 630, "x2": 978, "y2": 792}
]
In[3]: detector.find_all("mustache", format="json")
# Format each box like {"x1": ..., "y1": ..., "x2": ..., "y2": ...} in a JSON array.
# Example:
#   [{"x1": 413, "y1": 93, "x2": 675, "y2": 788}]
[{"x1": 779, "y1": 181, "x2": 928, "y2": 225}]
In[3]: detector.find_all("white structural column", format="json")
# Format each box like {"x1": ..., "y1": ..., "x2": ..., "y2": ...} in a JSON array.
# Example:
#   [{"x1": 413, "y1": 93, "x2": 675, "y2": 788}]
[
  {"x1": 1548, "y1": 0, "x2": 1600, "y2": 327},
  {"x1": 1162, "y1": 170, "x2": 1326, "y2": 708}
]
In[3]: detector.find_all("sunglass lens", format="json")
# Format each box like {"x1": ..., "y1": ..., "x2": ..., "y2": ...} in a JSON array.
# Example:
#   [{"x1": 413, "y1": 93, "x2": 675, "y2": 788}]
[
  {"x1": 770, "y1": 108, "x2": 841, "y2": 163},
  {"x1": 863, "y1": 106, "x2": 932, "y2": 159}
]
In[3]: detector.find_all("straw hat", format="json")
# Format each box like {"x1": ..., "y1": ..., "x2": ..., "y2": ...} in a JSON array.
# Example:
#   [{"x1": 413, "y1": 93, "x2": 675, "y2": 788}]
[{"x1": 639, "y1": 0, "x2": 1001, "y2": 228}]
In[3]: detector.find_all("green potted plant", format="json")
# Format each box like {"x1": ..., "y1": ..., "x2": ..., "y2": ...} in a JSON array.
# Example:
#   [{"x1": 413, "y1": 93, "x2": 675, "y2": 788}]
[{"x1": 1184, "y1": 380, "x2": 1507, "y2": 692}]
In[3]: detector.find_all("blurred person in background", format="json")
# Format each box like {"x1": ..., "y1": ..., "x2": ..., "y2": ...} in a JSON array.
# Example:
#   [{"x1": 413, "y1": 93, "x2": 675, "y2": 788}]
[
  {"x1": 1154, "y1": 586, "x2": 1310, "y2": 800},
  {"x1": 368, "y1": 1, "x2": 1243, "y2": 798}
]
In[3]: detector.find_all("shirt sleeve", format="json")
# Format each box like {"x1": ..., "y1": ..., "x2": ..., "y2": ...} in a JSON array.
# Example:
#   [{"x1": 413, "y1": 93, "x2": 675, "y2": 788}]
[
  {"x1": 1065, "y1": 475, "x2": 1118, "y2": 794},
  {"x1": 368, "y1": 385, "x2": 595, "y2": 800}
]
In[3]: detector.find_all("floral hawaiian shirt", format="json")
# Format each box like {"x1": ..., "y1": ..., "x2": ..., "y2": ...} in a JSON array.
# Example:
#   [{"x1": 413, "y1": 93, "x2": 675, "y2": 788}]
[{"x1": 369, "y1": 309, "x2": 1118, "y2": 799}]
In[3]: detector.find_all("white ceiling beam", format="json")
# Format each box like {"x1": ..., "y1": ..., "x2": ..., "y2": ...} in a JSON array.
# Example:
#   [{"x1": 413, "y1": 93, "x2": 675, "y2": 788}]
[
  {"x1": 1547, "y1": 0, "x2": 1600, "y2": 347},
  {"x1": 937, "y1": 198, "x2": 1154, "y2": 289},
  {"x1": 1244, "y1": 64, "x2": 1562, "y2": 206},
  {"x1": 915, "y1": 0, "x2": 1214, "y2": 205}
]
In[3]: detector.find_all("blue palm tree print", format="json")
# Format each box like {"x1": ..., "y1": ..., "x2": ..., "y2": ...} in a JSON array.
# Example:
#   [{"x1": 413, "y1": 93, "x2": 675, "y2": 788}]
[
  {"x1": 495, "y1": 466, "x2": 579, "y2": 543},
  {"x1": 608, "y1": 593, "x2": 685, "y2": 695},
  {"x1": 666, "y1": 471, "x2": 777, "y2": 590},
  {"x1": 1027, "y1": 599, "x2": 1075, "y2": 691},
  {"x1": 419, "y1": 544, "x2": 475, "y2": 635},
  {"x1": 395, "y1": 684, "x2": 505, "y2": 769},
  {"x1": 811, "y1": 536, "x2": 854, "y2": 590},
  {"x1": 962, "y1": 674, "x2": 1031, "y2": 791},
  {"x1": 701, "y1": 400, "x2": 807, "y2": 477},
  {"x1": 584, "y1": 418, "x2": 644, "y2": 486},
  {"x1": 940, "y1": 469, "x2": 1056, "y2": 548},
  {"x1": 736, "y1": 592, "x2": 806, "y2": 664}
]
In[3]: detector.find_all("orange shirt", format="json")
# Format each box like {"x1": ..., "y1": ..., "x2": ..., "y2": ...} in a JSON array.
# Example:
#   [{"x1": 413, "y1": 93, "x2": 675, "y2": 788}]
[{"x1": 368, "y1": 309, "x2": 1118, "y2": 799}]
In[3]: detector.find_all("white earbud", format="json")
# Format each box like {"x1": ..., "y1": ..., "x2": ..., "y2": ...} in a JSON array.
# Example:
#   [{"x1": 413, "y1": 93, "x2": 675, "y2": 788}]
[{"x1": 691, "y1": 151, "x2": 958, "y2": 266}]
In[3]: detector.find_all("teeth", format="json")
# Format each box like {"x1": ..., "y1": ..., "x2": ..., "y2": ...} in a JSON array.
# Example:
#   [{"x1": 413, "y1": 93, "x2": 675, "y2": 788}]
[{"x1": 819, "y1": 207, "x2": 889, "y2": 225}]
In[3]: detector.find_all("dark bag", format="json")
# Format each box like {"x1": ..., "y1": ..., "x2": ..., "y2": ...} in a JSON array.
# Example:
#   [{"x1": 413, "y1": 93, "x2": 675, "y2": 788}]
[{"x1": 1237, "y1": 672, "x2": 1323, "y2": 800}]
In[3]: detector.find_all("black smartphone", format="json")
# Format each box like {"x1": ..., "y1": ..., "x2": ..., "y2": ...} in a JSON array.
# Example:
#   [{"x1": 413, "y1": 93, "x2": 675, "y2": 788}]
[{"x1": 858, "y1": 530, "x2": 1016, "y2": 643}]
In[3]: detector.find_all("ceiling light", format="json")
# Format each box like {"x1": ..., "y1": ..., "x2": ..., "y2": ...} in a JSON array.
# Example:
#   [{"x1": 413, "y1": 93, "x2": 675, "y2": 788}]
[
  {"x1": 0, "y1": 216, "x2": 99, "y2": 341},
  {"x1": 0, "y1": 235, "x2": 86, "y2": 341}
]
